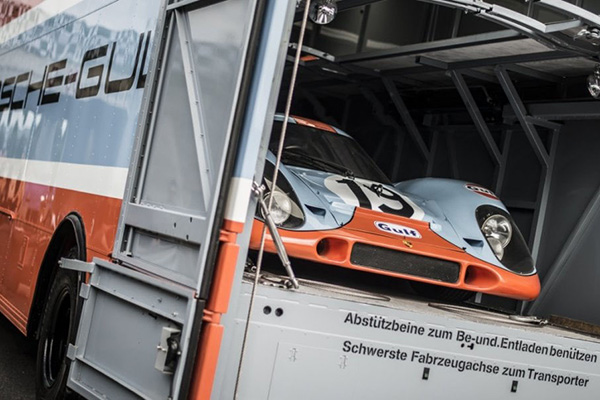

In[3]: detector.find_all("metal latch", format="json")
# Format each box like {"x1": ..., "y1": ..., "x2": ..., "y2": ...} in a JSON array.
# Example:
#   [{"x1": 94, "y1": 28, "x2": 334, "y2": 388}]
[{"x1": 155, "y1": 327, "x2": 182, "y2": 374}]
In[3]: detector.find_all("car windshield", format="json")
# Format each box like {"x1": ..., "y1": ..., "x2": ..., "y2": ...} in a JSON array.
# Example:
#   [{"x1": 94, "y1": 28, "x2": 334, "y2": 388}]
[{"x1": 269, "y1": 121, "x2": 391, "y2": 184}]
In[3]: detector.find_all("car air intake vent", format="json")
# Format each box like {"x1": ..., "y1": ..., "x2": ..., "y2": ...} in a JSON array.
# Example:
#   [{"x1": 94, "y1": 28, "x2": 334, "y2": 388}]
[{"x1": 350, "y1": 243, "x2": 460, "y2": 283}]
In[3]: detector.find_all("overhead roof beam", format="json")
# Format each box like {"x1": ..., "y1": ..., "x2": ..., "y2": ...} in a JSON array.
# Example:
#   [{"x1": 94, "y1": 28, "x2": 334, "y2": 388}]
[
  {"x1": 455, "y1": 69, "x2": 498, "y2": 84},
  {"x1": 416, "y1": 51, "x2": 577, "y2": 71},
  {"x1": 383, "y1": 65, "x2": 441, "y2": 77},
  {"x1": 413, "y1": 54, "x2": 562, "y2": 84},
  {"x1": 538, "y1": 0, "x2": 600, "y2": 28},
  {"x1": 419, "y1": 0, "x2": 591, "y2": 34},
  {"x1": 332, "y1": 0, "x2": 596, "y2": 72},
  {"x1": 338, "y1": 30, "x2": 522, "y2": 63},
  {"x1": 545, "y1": 19, "x2": 583, "y2": 33},
  {"x1": 503, "y1": 101, "x2": 600, "y2": 121},
  {"x1": 504, "y1": 64, "x2": 563, "y2": 82},
  {"x1": 420, "y1": 0, "x2": 600, "y2": 56}
]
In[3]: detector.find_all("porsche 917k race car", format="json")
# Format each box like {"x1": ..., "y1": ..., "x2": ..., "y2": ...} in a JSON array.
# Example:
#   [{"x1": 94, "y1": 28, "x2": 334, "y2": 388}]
[{"x1": 250, "y1": 115, "x2": 540, "y2": 301}]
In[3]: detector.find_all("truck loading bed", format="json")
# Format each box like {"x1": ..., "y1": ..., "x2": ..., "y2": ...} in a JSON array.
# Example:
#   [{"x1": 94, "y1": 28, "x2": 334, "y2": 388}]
[{"x1": 222, "y1": 271, "x2": 600, "y2": 399}]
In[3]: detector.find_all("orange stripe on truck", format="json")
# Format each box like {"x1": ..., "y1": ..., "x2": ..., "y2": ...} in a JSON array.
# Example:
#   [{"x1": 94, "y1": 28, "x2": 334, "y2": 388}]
[
  {"x1": 191, "y1": 218, "x2": 244, "y2": 399},
  {"x1": 0, "y1": 176, "x2": 121, "y2": 332}
]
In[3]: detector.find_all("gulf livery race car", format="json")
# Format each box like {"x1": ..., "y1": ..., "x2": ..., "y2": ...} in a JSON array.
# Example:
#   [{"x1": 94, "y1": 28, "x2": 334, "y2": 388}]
[{"x1": 250, "y1": 115, "x2": 540, "y2": 301}]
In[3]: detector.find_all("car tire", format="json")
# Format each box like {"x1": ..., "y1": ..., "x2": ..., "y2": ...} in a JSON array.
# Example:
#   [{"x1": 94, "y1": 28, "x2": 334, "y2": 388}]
[
  {"x1": 410, "y1": 281, "x2": 473, "y2": 303},
  {"x1": 35, "y1": 249, "x2": 80, "y2": 400}
]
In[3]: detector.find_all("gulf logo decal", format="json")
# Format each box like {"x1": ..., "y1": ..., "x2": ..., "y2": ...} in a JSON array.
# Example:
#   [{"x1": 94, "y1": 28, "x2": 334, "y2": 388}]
[
  {"x1": 374, "y1": 221, "x2": 422, "y2": 239},
  {"x1": 466, "y1": 184, "x2": 498, "y2": 200}
]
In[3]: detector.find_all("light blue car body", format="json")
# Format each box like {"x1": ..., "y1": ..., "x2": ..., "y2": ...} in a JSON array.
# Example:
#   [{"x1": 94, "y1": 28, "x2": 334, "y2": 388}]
[{"x1": 268, "y1": 115, "x2": 527, "y2": 274}]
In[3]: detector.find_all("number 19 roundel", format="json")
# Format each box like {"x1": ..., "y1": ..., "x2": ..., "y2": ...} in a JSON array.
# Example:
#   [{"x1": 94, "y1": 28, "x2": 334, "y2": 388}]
[{"x1": 324, "y1": 175, "x2": 424, "y2": 220}]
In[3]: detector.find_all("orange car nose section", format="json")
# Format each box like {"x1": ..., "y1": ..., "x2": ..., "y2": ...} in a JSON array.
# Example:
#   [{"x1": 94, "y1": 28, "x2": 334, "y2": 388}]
[
  {"x1": 342, "y1": 207, "x2": 461, "y2": 253},
  {"x1": 250, "y1": 207, "x2": 540, "y2": 301},
  {"x1": 463, "y1": 264, "x2": 540, "y2": 301},
  {"x1": 316, "y1": 237, "x2": 349, "y2": 262}
]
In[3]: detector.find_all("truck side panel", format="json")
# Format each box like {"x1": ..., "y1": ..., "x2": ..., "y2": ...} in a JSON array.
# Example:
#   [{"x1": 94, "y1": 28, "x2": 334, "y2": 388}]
[
  {"x1": 0, "y1": 0, "x2": 159, "y2": 333},
  {"x1": 228, "y1": 282, "x2": 600, "y2": 399}
]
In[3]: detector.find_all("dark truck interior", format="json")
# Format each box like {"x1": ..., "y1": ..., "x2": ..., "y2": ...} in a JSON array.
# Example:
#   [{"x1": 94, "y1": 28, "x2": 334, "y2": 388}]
[{"x1": 273, "y1": 0, "x2": 600, "y2": 324}]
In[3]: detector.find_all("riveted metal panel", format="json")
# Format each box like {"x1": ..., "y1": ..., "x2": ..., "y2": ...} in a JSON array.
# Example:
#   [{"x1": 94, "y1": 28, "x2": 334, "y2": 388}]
[
  {"x1": 115, "y1": 0, "x2": 258, "y2": 290},
  {"x1": 66, "y1": 0, "x2": 276, "y2": 398}
]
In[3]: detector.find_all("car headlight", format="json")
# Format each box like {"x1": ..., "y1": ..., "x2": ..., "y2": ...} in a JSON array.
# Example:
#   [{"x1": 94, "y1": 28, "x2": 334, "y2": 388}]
[
  {"x1": 256, "y1": 161, "x2": 305, "y2": 229},
  {"x1": 481, "y1": 214, "x2": 512, "y2": 260},
  {"x1": 262, "y1": 190, "x2": 293, "y2": 226},
  {"x1": 476, "y1": 205, "x2": 535, "y2": 275}
]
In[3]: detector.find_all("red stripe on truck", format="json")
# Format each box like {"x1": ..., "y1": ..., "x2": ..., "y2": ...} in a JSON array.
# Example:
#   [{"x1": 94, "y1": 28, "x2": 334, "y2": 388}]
[
  {"x1": 0, "y1": 0, "x2": 44, "y2": 28},
  {"x1": 0, "y1": 176, "x2": 121, "y2": 332}
]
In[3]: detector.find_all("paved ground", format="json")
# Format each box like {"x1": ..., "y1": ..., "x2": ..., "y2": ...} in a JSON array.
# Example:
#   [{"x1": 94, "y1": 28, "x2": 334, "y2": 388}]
[{"x1": 0, "y1": 314, "x2": 36, "y2": 399}]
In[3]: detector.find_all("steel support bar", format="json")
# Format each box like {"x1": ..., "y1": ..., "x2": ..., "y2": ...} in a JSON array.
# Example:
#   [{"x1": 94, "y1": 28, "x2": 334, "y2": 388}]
[
  {"x1": 446, "y1": 133, "x2": 460, "y2": 179},
  {"x1": 338, "y1": 30, "x2": 521, "y2": 63},
  {"x1": 504, "y1": 101, "x2": 600, "y2": 120},
  {"x1": 544, "y1": 19, "x2": 582, "y2": 33},
  {"x1": 486, "y1": 4, "x2": 547, "y2": 33},
  {"x1": 416, "y1": 0, "x2": 597, "y2": 57},
  {"x1": 359, "y1": 86, "x2": 408, "y2": 166},
  {"x1": 494, "y1": 129, "x2": 512, "y2": 196},
  {"x1": 525, "y1": 116, "x2": 562, "y2": 131},
  {"x1": 495, "y1": 66, "x2": 549, "y2": 167},
  {"x1": 530, "y1": 129, "x2": 560, "y2": 262},
  {"x1": 298, "y1": 89, "x2": 341, "y2": 127},
  {"x1": 505, "y1": 64, "x2": 563, "y2": 83},
  {"x1": 416, "y1": 55, "x2": 565, "y2": 86},
  {"x1": 384, "y1": 65, "x2": 443, "y2": 77},
  {"x1": 418, "y1": 51, "x2": 577, "y2": 71},
  {"x1": 390, "y1": 133, "x2": 404, "y2": 180},
  {"x1": 417, "y1": 56, "x2": 447, "y2": 69},
  {"x1": 450, "y1": 71, "x2": 502, "y2": 165},
  {"x1": 382, "y1": 77, "x2": 430, "y2": 160},
  {"x1": 458, "y1": 69, "x2": 498, "y2": 84},
  {"x1": 426, "y1": 130, "x2": 439, "y2": 177},
  {"x1": 418, "y1": 0, "x2": 482, "y2": 14},
  {"x1": 538, "y1": 0, "x2": 600, "y2": 28}
]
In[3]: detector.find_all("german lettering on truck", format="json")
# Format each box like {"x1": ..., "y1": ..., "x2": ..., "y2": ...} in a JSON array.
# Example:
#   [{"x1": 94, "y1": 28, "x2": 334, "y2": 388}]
[{"x1": 0, "y1": 0, "x2": 158, "y2": 397}]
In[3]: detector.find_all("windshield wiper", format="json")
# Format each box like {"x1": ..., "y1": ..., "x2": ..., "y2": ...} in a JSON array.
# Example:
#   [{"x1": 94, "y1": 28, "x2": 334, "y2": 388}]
[{"x1": 281, "y1": 149, "x2": 355, "y2": 178}]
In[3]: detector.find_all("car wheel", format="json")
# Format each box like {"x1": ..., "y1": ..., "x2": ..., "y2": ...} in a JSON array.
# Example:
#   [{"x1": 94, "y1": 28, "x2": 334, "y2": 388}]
[
  {"x1": 36, "y1": 250, "x2": 80, "y2": 400},
  {"x1": 410, "y1": 281, "x2": 473, "y2": 303}
]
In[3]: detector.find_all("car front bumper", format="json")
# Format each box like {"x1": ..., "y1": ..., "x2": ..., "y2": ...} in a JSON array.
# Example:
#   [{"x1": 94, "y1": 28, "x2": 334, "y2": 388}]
[{"x1": 250, "y1": 207, "x2": 540, "y2": 301}]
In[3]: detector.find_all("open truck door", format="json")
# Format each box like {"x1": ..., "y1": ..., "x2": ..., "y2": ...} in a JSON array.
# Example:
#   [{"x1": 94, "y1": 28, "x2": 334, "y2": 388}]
[{"x1": 61, "y1": 0, "x2": 296, "y2": 398}]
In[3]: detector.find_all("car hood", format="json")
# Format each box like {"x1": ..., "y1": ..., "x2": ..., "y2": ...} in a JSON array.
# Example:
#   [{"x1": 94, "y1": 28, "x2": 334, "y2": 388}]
[
  {"x1": 282, "y1": 164, "x2": 508, "y2": 268},
  {"x1": 287, "y1": 166, "x2": 423, "y2": 220},
  {"x1": 285, "y1": 166, "x2": 458, "y2": 237}
]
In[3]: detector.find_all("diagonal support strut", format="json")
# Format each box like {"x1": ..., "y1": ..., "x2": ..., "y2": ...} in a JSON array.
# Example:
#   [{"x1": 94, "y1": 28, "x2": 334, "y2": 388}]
[
  {"x1": 449, "y1": 70, "x2": 502, "y2": 166},
  {"x1": 382, "y1": 77, "x2": 430, "y2": 161},
  {"x1": 495, "y1": 66, "x2": 549, "y2": 167}
]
